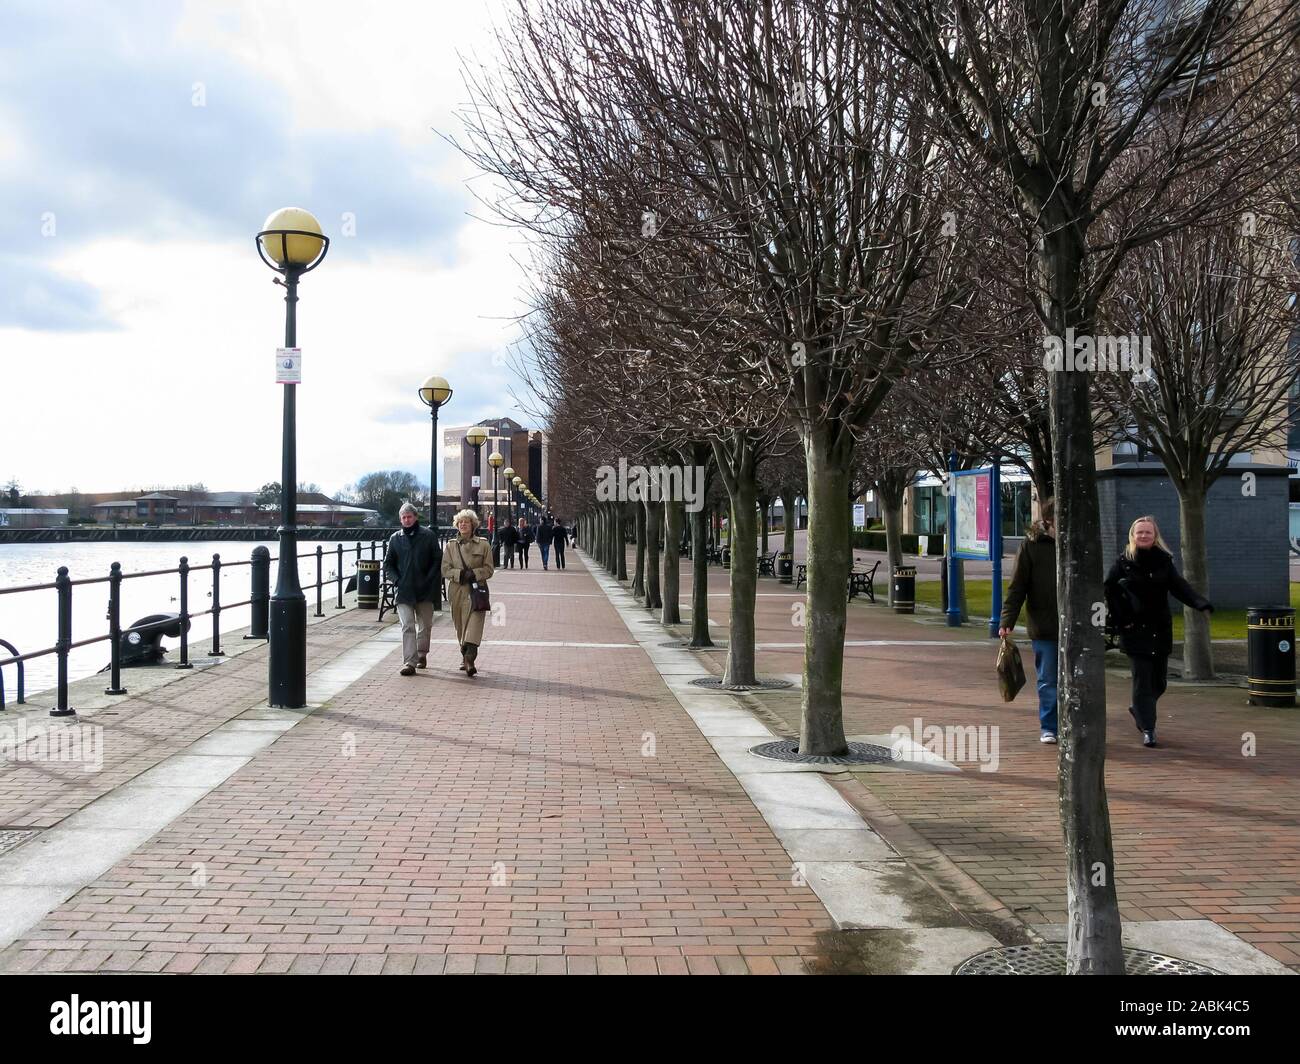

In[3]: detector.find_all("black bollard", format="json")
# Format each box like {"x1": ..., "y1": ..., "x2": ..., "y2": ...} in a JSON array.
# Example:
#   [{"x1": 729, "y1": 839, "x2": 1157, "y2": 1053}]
[
  {"x1": 315, "y1": 544, "x2": 324, "y2": 618},
  {"x1": 246, "y1": 545, "x2": 271, "y2": 640}
]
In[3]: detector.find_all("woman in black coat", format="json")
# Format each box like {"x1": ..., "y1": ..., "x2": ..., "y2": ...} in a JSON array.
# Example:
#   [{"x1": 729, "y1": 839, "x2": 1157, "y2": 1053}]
[{"x1": 1103, "y1": 515, "x2": 1213, "y2": 748}]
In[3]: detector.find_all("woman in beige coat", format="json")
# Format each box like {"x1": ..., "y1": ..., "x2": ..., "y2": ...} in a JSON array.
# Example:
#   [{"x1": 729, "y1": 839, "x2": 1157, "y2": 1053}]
[{"x1": 441, "y1": 508, "x2": 495, "y2": 676}]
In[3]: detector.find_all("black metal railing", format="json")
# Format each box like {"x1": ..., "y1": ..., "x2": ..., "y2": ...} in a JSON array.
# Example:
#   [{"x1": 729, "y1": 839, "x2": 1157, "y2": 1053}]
[{"x1": 0, "y1": 532, "x2": 425, "y2": 715}]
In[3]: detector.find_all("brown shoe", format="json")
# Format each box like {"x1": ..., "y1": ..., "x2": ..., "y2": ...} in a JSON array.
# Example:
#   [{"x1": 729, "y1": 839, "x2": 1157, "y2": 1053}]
[
  {"x1": 417, "y1": 655, "x2": 427, "y2": 669},
  {"x1": 400, "y1": 665, "x2": 415, "y2": 676}
]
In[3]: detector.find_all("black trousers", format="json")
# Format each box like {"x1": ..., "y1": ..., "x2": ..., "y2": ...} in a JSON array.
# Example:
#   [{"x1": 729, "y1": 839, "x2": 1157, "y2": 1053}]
[
  {"x1": 520, "y1": 543, "x2": 530, "y2": 567},
  {"x1": 1129, "y1": 653, "x2": 1168, "y2": 731},
  {"x1": 504, "y1": 544, "x2": 516, "y2": 569},
  {"x1": 553, "y1": 542, "x2": 566, "y2": 569}
]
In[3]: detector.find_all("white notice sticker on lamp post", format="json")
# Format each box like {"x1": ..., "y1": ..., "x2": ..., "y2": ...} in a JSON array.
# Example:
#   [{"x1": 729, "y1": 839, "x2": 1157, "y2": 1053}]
[{"x1": 276, "y1": 348, "x2": 302, "y2": 383}]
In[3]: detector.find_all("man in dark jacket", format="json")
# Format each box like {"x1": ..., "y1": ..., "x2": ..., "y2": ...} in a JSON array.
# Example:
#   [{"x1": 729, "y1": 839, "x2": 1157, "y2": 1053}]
[
  {"x1": 497, "y1": 518, "x2": 519, "y2": 568},
  {"x1": 551, "y1": 519, "x2": 568, "y2": 570},
  {"x1": 998, "y1": 499, "x2": 1059, "y2": 743},
  {"x1": 537, "y1": 517, "x2": 555, "y2": 570},
  {"x1": 518, "y1": 519, "x2": 534, "y2": 569},
  {"x1": 385, "y1": 502, "x2": 442, "y2": 675}
]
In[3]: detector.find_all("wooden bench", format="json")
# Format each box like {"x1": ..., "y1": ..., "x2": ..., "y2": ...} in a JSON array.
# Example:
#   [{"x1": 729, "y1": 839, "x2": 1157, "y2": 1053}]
[
  {"x1": 848, "y1": 560, "x2": 880, "y2": 603},
  {"x1": 795, "y1": 560, "x2": 880, "y2": 603}
]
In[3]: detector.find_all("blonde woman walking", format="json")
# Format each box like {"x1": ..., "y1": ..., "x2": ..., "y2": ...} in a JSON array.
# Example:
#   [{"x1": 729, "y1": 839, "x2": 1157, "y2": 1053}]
[
  {"x1": 1104, "y1": 515, "x2": 1212, "y2": 748},
  {"x1": 442, "y1": 508, "x2": 495, "y2": 676}
]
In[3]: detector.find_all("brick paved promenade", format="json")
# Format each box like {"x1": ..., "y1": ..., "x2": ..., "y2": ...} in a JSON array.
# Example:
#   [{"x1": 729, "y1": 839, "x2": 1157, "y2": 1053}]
[
  {"x1": 1, "y1": 542, "x2": 1294, "y2": 975},
  {"x1": 0, "y1": 551, "x2": 839, "y2": 975}
]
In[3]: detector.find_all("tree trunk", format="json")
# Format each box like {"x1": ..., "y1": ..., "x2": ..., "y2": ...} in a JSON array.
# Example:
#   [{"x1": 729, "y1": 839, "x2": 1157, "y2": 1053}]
[
  {"x1": 717, "y1": 445, "x2": 759, "y2": 688},
  {"x1": 759, "y1": 497, "x2": 770, "y2": 555},
  {"x1": 645, "y1": 499, "x2": 662, "y2": 609},
  {"x1": 781, "y1": 491, "x2": 797, "y2": 557},
  {"x1": 798, "y1": 429, "x2": 852, "y2": 756},
  {"x1": 1179, "y1": 484, "x2": 1214, "y2": 680},
  {"x1": 882, "y1": 480, "x2": 905, "y2": 607},
  {"x1": 632, "y1": 501, "x2": 647, "y2": 599},
  {"x1": 662, "y1": 500, "x2": 682, "y2": 625},
  {"x1": 1043, "y1": 222, "x2": 1124, "y2": 974},
  {"x1": 615, "y1": 504, "x2": 628, "y2": 581},
  {"x1": 689, "y1": 503, "x2": 713, "y2": 647}
]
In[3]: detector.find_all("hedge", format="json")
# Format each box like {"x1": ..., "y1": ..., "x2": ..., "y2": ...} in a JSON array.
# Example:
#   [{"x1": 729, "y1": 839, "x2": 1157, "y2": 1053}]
[{"x1": 851, "y1": 529, "x2": 945, "y2": 556}]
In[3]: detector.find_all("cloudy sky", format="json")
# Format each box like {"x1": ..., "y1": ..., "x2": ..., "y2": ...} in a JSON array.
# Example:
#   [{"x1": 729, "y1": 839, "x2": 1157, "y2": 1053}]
[{"x1": 0, "y1": 0, "x2": 540, "y2": 498}]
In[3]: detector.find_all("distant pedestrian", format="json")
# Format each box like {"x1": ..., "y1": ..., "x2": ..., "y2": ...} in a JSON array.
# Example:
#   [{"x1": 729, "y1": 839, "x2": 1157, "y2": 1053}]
[
  {"x1": 442, "y1": 508, "x2": 495, "y2": 677},
  {"x1": 538, "y1": 516, "x2": 555, "y2": 570},
  {"x1": 498, "y1": 518, "x2": 519, "y2": 569},
  {"x1": 1104, "y1": 515, "x2": 1213, "y2": 748},
  {"x1": 384, "y1": 502, "x2": 441, "y2": 677},
  {"x1": 997, "y1": 498, "x2": 1058, "y2": 744},
  {"x1": 551, "y1": 519, "x2": 568, "y2": 570},
  {"x1": 518, "y1": 519, "x2": 534, "y2": 568}
]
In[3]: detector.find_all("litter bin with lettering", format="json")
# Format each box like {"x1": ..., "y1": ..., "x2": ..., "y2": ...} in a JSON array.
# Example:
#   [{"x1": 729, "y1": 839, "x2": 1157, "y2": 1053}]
[
  {"x1": 892, "y1": 566, "x2": 915, "y2": 614},
  {"x1": 357, "y1": 559, "x2": 381, "y2": 610},
  {"x1": 777, "y1": 552, "x2": 793, "y2": 585},
  {"x1": 1247, "y1": 606, "x2": 1295, "y2": 707}
]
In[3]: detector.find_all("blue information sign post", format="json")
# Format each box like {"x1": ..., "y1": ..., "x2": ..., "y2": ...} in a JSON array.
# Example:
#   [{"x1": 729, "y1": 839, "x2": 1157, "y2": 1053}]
[{"x1": 945, "y1": 459, "x2": 1002, "y2": 637}]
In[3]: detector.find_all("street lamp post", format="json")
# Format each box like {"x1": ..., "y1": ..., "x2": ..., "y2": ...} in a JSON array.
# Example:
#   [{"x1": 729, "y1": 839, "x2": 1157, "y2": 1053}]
[
  {"x1": 511, "y1": 475, "x2": 522, "y2": 527},
  {"x1": 256, "y1": 206, "x2": 329, "y2": 709},
  {"x1": 419, "y1": 375, "x2": 452, "y2": 609},
  {"x1": 488, "y1": 450, "x2": 504, "y2": 565},
  {"x1": 465, "y1": 426, "x2": 488, "y2": 521}
]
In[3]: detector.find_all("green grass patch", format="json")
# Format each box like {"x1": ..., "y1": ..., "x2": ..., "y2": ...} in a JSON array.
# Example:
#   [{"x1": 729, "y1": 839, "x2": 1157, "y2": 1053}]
[{"x1": 914, "y1": 577, "x2": 1300, "y2": 642}]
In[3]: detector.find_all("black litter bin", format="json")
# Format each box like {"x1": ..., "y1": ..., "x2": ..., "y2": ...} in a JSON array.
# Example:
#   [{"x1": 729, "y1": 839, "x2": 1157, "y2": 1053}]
[
  {"x1": 1247, "y1": 606, "x2": 1295, "y2": 707},
  {"x1": 892, "y1": 566, "x2": 916, "y2": 614},
  {"x1": 777, "y1": 552, "x2": 794, "y2": 585},
  {"x1": 357, "y1": 559, "x2": 381, "y2": 610}
]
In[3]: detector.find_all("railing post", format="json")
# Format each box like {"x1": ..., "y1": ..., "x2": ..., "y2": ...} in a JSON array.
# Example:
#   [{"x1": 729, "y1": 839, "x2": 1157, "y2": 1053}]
[
  {"x1": 335, "y1": 543, "x2": 345, "y2": 609},
  {"x1": 370, "y1": 539, "x2": 376, "y2": 561},
  {"x1": 315, "y1": 544, "x2": 324, "y2": 617},
  {"x1": 246, "y1": 545, "x2": 270, "y2": 640},
  {"x1": 104, "y1": 561, "x2": 127, "y2": 695},
  {"x1": 210, "y1": 553, "x2": 225, "y2": 657},
  {"x1": 51, "y1": 566, "x2": 75, "y2": 717},
  {"x1": 176, "y1": 556, "x2": 193, "y2": 669}
]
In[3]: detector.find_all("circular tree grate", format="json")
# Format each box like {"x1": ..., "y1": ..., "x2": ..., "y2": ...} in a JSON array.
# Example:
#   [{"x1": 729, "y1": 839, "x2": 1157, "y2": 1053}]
[
  {"x1": 749, "y1": 739, "x2": 896, "y2": 765},
  {"x1": 690, "y1": 676, "x2": 793, "y2": 691},
  {"x1": 954, "y1": 943, "x2": 1221, "y2": 975}
]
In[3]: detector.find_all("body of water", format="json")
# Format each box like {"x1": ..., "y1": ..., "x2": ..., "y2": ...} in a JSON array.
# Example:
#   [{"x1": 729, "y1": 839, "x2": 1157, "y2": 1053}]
[{"x1": 0, "y1": 537, "x2": 389, "y2": 699}]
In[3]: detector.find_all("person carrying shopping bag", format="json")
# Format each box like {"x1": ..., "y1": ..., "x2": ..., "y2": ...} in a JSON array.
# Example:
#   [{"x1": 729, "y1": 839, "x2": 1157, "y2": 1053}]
[
  {"x1": 998, "y1": 498, "x2": 1059, "y2": 744},
  {"x1": 441, "y1": 508, "x2": 495, "y2": 677},
  {"x1": 1104, "y1": 515, "x2": 1212, "y2": 748}
]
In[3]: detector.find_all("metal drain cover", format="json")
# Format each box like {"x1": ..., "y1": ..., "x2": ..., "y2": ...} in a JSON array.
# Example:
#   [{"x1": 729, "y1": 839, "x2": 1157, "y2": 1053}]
[
  {"x1": 750, "y1": 739, "x2": 896, "y2": 765},
  {"x1": 0, "y1": 829, "x2": 40, "y2": 856},
  {"x1": 954, "y1": 943, "x2": 1221, "y2": 975},
  {"x1": 690, "y1": 676, "x2": 793, "y2": 691}
]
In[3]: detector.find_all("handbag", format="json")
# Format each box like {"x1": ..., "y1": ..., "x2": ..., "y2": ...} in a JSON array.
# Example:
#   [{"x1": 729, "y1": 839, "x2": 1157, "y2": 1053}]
[
  {"x1": 996, "y1": 635, "x2": 1026, "y2": 702},
  {"x1": 454, "y1": 540, "x2": 491, "y2": 613}
]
